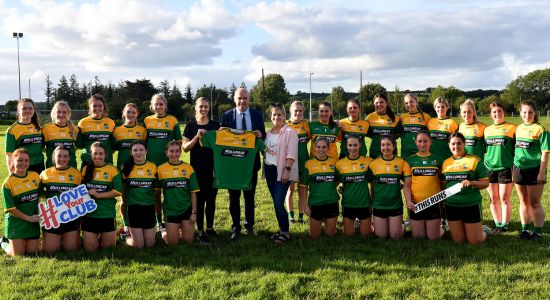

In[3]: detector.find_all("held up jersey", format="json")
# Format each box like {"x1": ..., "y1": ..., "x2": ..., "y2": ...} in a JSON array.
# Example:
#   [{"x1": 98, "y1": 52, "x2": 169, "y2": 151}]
[
  {"x1": 484, "y1": 122, "x2": 516, "y2": 171},
  {"x1": 201, "y1": 128, "x2": 264, "y2": 190},
  {"x1": 336, "y1": 156, "x2": 373, "y2": 208}
]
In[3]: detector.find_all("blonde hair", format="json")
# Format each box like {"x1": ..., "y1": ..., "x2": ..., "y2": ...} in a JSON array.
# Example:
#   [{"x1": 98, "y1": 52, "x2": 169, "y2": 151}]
[
  {"x1": 51, "y1": 101, "x2": 76, "y2": 139},
  {"x1": 194, "y1": 97, "x2": 210, "y2": 119},
  {"x1": 433, "y1": 96, "x2": 449, "y2": 109},
  {"x1": 150, "y1": 94, "x2": 168, "y2": 114},
  {"x1": 460, "y1": 98, "x2": 478, "y2": 123}
]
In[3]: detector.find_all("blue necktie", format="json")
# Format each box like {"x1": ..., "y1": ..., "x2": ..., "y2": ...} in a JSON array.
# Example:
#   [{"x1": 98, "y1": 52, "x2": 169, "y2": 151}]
[{"x1": 241, "y1": 113, "x2": 247, "y2": 130}]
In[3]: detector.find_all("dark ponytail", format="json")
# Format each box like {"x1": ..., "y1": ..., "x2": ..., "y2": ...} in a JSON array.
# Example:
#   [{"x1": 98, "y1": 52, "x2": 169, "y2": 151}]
[
  {"x1": 122, "y1": 140, "x2": 147, "y2": 178},
  {"x1": 374, "y1": 94, "x2": 395, "y2": 122},
  {"x1": 83, "y1": 142, "x2": 107, "y2": 183},
  {"x1": 319, "y1": 101, "x2": 336, "y2": 128}
]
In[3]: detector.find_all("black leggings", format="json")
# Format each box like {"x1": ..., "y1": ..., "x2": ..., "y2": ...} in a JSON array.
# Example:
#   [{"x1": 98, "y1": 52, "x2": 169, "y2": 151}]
[{"x1": 196, "y1": 177, "x2": 218, "y2": 231}]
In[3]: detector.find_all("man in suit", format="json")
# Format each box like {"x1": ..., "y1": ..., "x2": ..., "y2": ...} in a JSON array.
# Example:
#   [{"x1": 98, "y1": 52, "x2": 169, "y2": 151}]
[{"x1": 220, "y1": 87, "x2": 266, "y2": 239}]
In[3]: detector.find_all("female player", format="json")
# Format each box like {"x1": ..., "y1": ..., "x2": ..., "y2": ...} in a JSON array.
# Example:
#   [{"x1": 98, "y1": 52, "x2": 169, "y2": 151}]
[
  {"x1": 427, "y1": 96, "x2": 458, "y2": 160},
  {"x1": 441, "y1": 132, "x2": 489, "y2": 244},
  {"x1": 284, "y1": 101, "x2": 309, "y2": 223},
  {"x1": 121, "y1": 141, "x2": 157, "y2": 248},
  {"x1": 484, "y1": 102, "x2": 516, "y2": 234},
  {"x1": 263, "y1": 104, "x2": 298, "y2": 244},
  {"x1": 400, "y1": 94, "x2": 430, "y2": 159},
  {"x1": 41, "y1": 101, "x2": 78, "y2": 168},
  {"x1": 182, "y1": 97, "x2": 220, "y2": 244},
  {"x1": 144, "y1": 94, "x2": 182, "y2": 226},
  {"x1": 336, "y1": 135, "x2": 373, "y2": 236},
  {"x1": 157, "y1": 141, "x2": 199, "y2": 246},
  {"x1": 5, "y1": 98, "x2": 43, "y2": 174},
  {"x1": 404, "y1": 131, "x2": 444, "y2": 240},
  {"x1": 113, "y1": 103, "x2": 146, "y2": 170},
  {"x1": 309, "y1": 101, "x2": 342, "y2": 159},
  {"x1": 458, "y1": 99, "x2": 486, "y2": 160},
  {"x1": 81, "y1": 142, "x2": 122, "y2": 251},
  {"x1": 514, "y1": 100, "x2": 549, "y2": 240},
  {"x1": 77, "y1": 94, "x2": 116, "y2": 168},
  {"x1": 40, "y1": 146, "x2": 82, "y2": 253},
  {"x1": 366, "y1": 94, "x2": 402, "y2": 159},
  {"x1": 1, "y1": 149, "x2": 40, "y2": 256},
  {"x1": 368, "y1": 135, "x2": 411, "y2": 239},
  {"x1": 339, "y1": 99, "x2": 369, "y2": 158},
  {"x1": 300, "y1": 138, "x2": 339, "y2": 239}
]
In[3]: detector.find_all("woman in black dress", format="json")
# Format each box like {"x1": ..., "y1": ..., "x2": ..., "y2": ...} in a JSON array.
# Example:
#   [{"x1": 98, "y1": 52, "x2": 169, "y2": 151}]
[{"x1": 182, "y1": 97, "x2": 220, "y2": 244}]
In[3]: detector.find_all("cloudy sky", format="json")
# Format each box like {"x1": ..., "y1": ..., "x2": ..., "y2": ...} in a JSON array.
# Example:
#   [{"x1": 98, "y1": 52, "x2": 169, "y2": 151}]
[{"x1": 1, "y1": 0, "x2": 549, "y2": 104}]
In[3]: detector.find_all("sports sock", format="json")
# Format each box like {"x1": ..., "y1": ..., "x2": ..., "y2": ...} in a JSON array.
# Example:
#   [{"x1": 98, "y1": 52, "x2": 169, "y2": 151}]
[
  {"x1": 1, "y1": 241, "x2": 9, "y2": 253},
  {"x1": 298, "y1": 213, "x2": 304, "y2": 219},
  {"x1": 495, "y1": 221, "x2": 502, "y2": 228},
  {"x1": 521, "y1": 223, "x2": 533, "y2": 231},
  {"x1": 288, "y1": 211, "x2": 295, "y2": 218},
  {"x1": 501, "y1": 223, "x2": 509, "y2": 229},
  {"x1": 534, "y1": 227, "x2": 543, "y2": 235}
]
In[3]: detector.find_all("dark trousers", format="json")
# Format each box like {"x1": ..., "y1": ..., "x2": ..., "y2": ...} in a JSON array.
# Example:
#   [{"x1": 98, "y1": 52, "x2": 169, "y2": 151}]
[
  {"x1": 196, "y1": 177, "x2": 218, "y2": 231},
  {"x1": 228, "y1": 169, "x2": 258, "y2": 231},
  {"x1": 264, "y1": 164, "x2": 290, "y2": 233}
]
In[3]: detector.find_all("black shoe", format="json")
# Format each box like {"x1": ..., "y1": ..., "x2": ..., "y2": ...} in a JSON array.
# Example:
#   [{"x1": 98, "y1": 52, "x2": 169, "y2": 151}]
[
  {"x1": 530, "y1": 233, "x2": 543, "y2": 240},
  {"x1": 230, "y1": 229, "x2": 241, "y2": 240},
  {"x1": 197, "y1": 231, "x2": 210, "y2": 244},
  {"x1": 297, "y1": 218, "x2": 305, "y2": 224},
  {"x1": 0, "y1": 236, "x2": 8, "y2": 244},
  {"x1": 244, "y1": 226, "x2": 257, "y2": 236},
  {"x1": 518, "y1": 230, "x2": 532, "y2": 240},
  {"x1": 289, "y1": 217, "x2": 296, "y2": 224},
  {"x1": 205, "y1": 228, "x2": 218, "y2": 237}
]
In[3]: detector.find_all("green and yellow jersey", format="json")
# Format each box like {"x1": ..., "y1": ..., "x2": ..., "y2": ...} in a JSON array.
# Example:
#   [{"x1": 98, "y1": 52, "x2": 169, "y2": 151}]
[
  {"x1": 286, "y1": 120, "x2": 310, "y2": 173},
  {"x1": 459, "y1": 122, "x2": 486, "y2": 160},
  {"x1": 201, "y1": 128, "x2": 264, "y2": 190},
  {"x1": 81, "y1": 164, "x2": 122, "y2": 219},
  {"x1": 144, "y1": 115, "x2": 182, "y2": 166},
  {"x1": 367, "y1": 156, "x2": 411, "y2": 210},
  {"x1": 122, "y1": 161, "x2": 157, "y2": 206},
  {"x1": 365, "y1": 112, "x2": 402, "y2": 159},
  {"x1": 5, "y1": 122, "x2": 43, "y2": 166},
  {"x1": 2, "y1": 171, "x2": 40, "y2": 239},
  {"x1": 427, "y1": 117, "x2": 458, "y2": 160},
  {"x1": 41, "y1": 122, "x2": 78, "y2": 168},
  {"x1": 309, "y1": 121, "x2": 342, "y2": 159},
  {"x1": 113, "y1": 124, "x2": 147, "y2": 169},
  {"x1": 336, "y1": 156, "x2": 373, "y2": 208},
  {"x1": 338, "y1": 117, "x2": 370, "y2": 158},
  {"x1": 157, "y1": 161, "x2": 199, "y2": 218},
  {"x1": 406, "y1": 154, "x2": 443, "y2": 203},
  {"x1": 400, "y1": 112, "x2": 430, "y2": 159},
  {"x1": 484, "y1": 122, "x2": 516, "y2": 171},
  {"x1": 300, "y1": 157, "x2": 339, "y2": 206},
  {"x1": 514, "y1": 122, "x2": 550, "y2": 169},
  {"x1": 40, "y1": 166, "x2": 82, "y2": 199},
  {"x1": 77, "y1": 116, "x2": 116, "y2": 165},
  {"x1": 442, "y1": 155, "x2": 488, "y2": 207}
]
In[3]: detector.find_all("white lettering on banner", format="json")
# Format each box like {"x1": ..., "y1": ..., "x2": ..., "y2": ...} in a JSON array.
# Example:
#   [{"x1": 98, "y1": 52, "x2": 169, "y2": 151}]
[
  {"x1": 38, "y1": 184, "x2": 97, "y2": 230},
  {"x1": 413, "y1": 184, "x2": 462, "y2": 213}
]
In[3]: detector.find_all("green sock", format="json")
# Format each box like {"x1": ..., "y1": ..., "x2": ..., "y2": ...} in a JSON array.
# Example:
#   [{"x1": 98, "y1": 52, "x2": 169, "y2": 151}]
[
  {"x1": 495, "y1": 221, "x2": 502, "y2": 228},
  {"x1": 501, "y1": 223, "x2": 509, "y2": 229},
  {"x1": 288, "y1": 211, "x2": 295, "y2": 218},
  {"x1": 521, "y1": 224, "x2": 533, "y2": 231},
  {"x1": 1, "y1": 241, "x2": 9, "y2": 253},
  {"x1": 534, "y1": 227, "x2": 543, "y2": 235}
]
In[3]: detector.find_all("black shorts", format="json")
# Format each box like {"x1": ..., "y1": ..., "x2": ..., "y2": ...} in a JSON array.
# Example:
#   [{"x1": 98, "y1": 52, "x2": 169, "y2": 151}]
[
  {"x1": 166, "y1": 207, "x2": 192, "y2": 224},
  {"x1": 81, "y1": 216, "x2": 116, "y2": 233},
  {"x1": 488, "y1": 168, "x2": 513, "y2": 184},
  {"x1": 373, "y1": 207, "x2": 403, "y2": 218},
  {"x1": 42, "y1": 218, "x2": 81, "y2": 235},
  {"x1": 409, "y1": 203, "x2": 441, "y2": 221},
  {"x1": 310, "y1": 202, "x2": 339, "y2": 221},
  {"x1": 513, "y1": 165, "x2": 541, "y2": 186},
  {"x1": 29, "y1": 163, "x2": 45, "y2": 174},
  {"x1": 342, "y1": 206, "x2": 371, "y2": 220},
  {"x1": 127, "y1": 204, "x2": 156, "y2": 229},
  {"x1": 445, "y1": 204, "x2": 481, "y2": 224}
]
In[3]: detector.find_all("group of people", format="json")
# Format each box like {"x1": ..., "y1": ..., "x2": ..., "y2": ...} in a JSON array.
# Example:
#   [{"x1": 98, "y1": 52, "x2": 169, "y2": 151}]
[{"x1": 1, "y1": 87, "x2": 548, "y2": 256}]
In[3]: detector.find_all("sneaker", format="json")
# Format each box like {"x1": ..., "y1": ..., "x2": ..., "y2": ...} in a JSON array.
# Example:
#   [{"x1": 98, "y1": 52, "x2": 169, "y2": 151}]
[
  {"x1": 441, "y1": 219, "x2": 450, "y2": 232},
  {"x1": 482, "y1": 225, "x2": 492, "y2": 236},
  {"x1": 205, "y1": 228, "x2": 218, "y2": 237},
  {"x1": 297, "y1": 218, "x2": 305, "y2": 224},
  {"x1": 0, "y1": 236, "x2": 8, "y2": 244},
  {"x1": 529, "y1": 233, "x2": 543, "y2": 240},
  {"x1": 289, "y1": 217, "x2": 296, "y2": 224},
  {"x1": 518, "y1": 230, "x2": 532, "y2": 240},
  {"x1": 244, "y1": 227, "x2": 257, "y2": 236},
  {"x1": 197, "y1": 231, "x2": 210, "y2": 244}
]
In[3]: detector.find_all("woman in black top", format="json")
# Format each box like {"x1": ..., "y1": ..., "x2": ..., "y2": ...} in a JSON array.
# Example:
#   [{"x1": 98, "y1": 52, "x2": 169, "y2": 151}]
[{"x1": 182, "y1": 97, "x2": 220, "y2": 244}]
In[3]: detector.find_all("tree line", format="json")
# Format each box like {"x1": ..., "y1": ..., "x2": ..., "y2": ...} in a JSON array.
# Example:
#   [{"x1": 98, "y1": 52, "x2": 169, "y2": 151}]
[{"x1": 3, "y1": 68, "x2": 549, "y2": 122}]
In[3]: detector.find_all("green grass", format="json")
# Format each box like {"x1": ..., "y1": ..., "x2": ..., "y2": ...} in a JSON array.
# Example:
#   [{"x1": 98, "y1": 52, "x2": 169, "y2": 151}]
[{"x1": 1, "y1": 117, "x2": 550, "y2": 299}]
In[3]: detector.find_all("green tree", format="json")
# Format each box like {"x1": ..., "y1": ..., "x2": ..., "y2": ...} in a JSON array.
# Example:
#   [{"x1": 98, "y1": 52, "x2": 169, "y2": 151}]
[
  {"x1": 56, "y1": 75, "x2": 71, "y2": 103},
  {"x1": 125, "y1": 79, "x2": 158, "y2": 114},
  {"x1": 184, "y1": 84, "x2": 193, "y2": 104},
  {"x1": 167, "y1": 83, "x2": 184, "y2": 120},
  {"x1": 359, "y1": 82, "x2": 386, "y2": 114},
  {"x1": 250, "y1": 73, "x2": 290, "y2": 109},
  {"x1": 68, "y1": 74, "x2": 82, "y2": 108},
  {"x1": 157, "y1": 80, "x2": 171, "y2": 97},
  {"x1": 44, "y1": 75, "x2": 54, "y2": 110},
  {"x1": 501, "y1": 68, "x2": 550, "y2": 111},
  {"x1": 328, "y1": 86, "x2": 346, "y2": 117},
  {"x1": 195, "y1": 84, "x2": 229, "y2": 120}
]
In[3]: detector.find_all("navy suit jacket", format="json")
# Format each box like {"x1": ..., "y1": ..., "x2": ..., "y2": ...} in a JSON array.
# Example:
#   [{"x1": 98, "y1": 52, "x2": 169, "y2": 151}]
[{"x1": 220, "y1": 107, "x2": 266, "y2": 171}]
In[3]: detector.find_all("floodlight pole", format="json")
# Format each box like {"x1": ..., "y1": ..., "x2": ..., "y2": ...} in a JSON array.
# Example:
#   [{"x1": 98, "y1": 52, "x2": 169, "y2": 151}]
[
  {"x1": 309, "y1": 72, "x2": 314, "y2": 121},
  {"x1": 13, "y1": 32, "x2": 23, "y2": 100}
]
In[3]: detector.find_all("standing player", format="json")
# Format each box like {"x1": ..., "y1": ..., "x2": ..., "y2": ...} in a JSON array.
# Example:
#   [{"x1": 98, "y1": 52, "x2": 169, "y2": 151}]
[
  {"x1": 285, "y1": 101, "x2": 310, "y2": 224},
  {"x1": 368, "y1": 135, "x2": 412, "y2": 239},
  {"x1": 158, "y1": 141, "x2": 199, "y2": 245},
  {"x1": 1, "y1": 149, "x2": 40, "y2": 256},
  {"x1": 427, "y1": 96, "x2": 458, "y2": 160},
  {"x1": 113, "y1": 103, "x2": 146, "y2": 169},
  {"x1": 400, "y1": 94, "x2": 430, "y2": 159},
  {"x1": 40, "y1": 146, "x2": 82, "y2": 253},
  {"x1": 336, "y1": 135, "x2": 373, "y2": 237},
  {"x1": 513, "y1": 100, "x2": 549, "y2": 240},
  {"x1": 77, "y1": 94, "x2": 116, "y2": 168},
  {"x1": 484, "y1": 102, "x2": 516, "y2": 234},
  {"x1": 339, "y1": 99, "x2": 369, "y2": 158},
  {"x1": 5, "y1": 98, "x2": 44, "y2": 174},
  {"x1": 459, "y1": 99, "x2": 486, "y2": 160},
  {"x1": 366, "y1": 94, "x2": 402, "y2": 159},
  {"x1": 309, "y1": 101, "x2": 342, "y2": 159},
  {"x1": 41, "y1": 101, "x2": 78, "y2": 168}
]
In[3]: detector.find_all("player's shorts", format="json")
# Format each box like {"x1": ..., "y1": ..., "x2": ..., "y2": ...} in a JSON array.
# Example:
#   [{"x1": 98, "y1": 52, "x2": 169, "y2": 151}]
[
  {"x1": 488, "y1": 168, "x2": 513, "y2": 184},
  {"x1": 310, "y1": 202, "x2": 339, "y2": 221},
  {"x1": 166, "y1": 207, "x2": 192, "y2": 224},
  {"x1": 373, "y1": 207, "x2": 403, "y2": 218},
  {"x1": 513, "y1": 165, "x2": 541, "y2": 186},
  {"x1": 409, "y1": 203, "x2": 441, "y2": 221},
  {"x1": 127, "y1": 204, "x2": 156, "y2": 229},
  {"x1": 81, "y1": 216, "x2": 116, "y2": 233},
  {"x1": 342, "y1": 206, "x2": 371, "y2": 220},
  {"x1": 445, "y1": 204, "x2": 481, "y2": 224},
  {"x1": 42, "y1": 218, "x2": 81, "y2": 235}
]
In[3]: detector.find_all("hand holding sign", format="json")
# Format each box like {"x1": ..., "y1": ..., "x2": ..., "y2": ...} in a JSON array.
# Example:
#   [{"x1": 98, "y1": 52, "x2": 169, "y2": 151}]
[{"x1": 38, "y1": 184, "x2": 98, "y2": 230}]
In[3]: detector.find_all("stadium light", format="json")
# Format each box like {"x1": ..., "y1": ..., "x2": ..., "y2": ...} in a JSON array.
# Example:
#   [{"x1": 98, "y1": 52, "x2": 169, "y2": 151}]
[{"x1": 13, "y1": 32, "x2": 24, "y2": 100}]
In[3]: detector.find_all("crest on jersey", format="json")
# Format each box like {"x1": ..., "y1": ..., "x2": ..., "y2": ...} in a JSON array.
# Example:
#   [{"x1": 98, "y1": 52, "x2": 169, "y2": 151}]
[
  {"x1": 360, "y1": 163, "x2": 365, "y2": 169},
  {"x1": 69, "y1": 174, "x2": 74, "y2": 181},
  {"x1": 394, "y1": 165, "x2": 399, "y2": 172},
  {"x1": 330, "y1": 165, "x2": 335, "y2": 171},
  {"x1": 103, "y1": 172, "x2": 109, "y2": 179},
  {"x1": 165, "y1": 122, "x2": 170, "y2": 128},
  {"x1": 358, "y1": 126, "x2": 363, "y2": 131},
  {"x1": 182, "y1": 170, "x2": 187, "y2": 177},
  {"x1": 242, "y1": 138, "x2": 247, "y2": 145},
  {"x1": 147, "y1": 169, "x2": 152, "y2": 176},
  {"x1": 104, "y1": 124, "x2": 109, "y2": 129}
]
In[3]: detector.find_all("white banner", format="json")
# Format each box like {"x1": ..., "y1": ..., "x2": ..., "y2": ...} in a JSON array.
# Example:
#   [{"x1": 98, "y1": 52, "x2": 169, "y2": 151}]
[
  {"x1": 38, "y1": 184, "x2": 97, "y2": 230},
  {"x1": 413, "y1": 184, "x2": 462, "y2": 213}
]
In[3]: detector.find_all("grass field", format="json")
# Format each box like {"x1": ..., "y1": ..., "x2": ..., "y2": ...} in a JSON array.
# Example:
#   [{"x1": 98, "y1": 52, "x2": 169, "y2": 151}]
[{"x1": 1, "y1": 117, "x2": 549, "y2": 299}]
